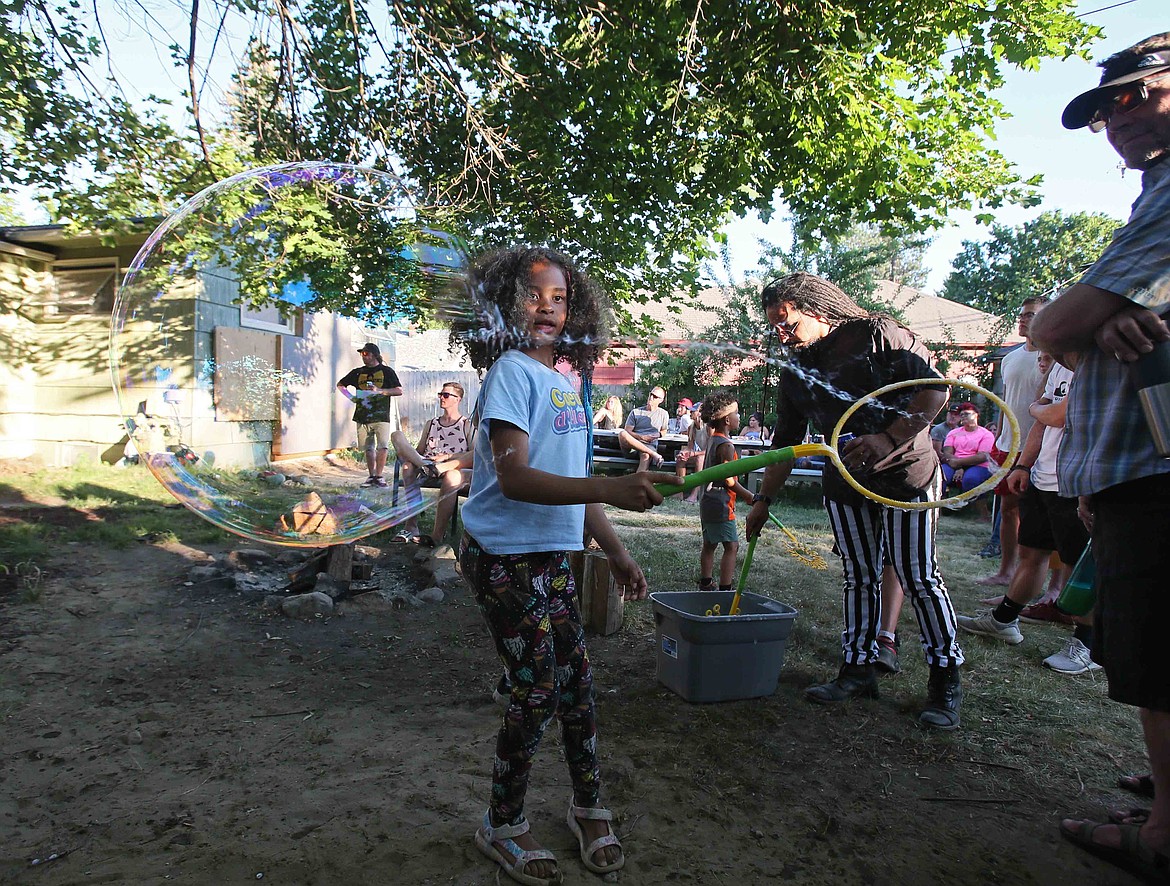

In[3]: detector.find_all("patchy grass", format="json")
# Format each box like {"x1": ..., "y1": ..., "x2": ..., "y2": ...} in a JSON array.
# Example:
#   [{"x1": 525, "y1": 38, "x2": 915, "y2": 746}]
[
  {"x1": 0, "y1": 461, "x2": 1150, "y2": 884},
  {"x1": 0, "y1": 462, "x2": 233, "y2": 576}
]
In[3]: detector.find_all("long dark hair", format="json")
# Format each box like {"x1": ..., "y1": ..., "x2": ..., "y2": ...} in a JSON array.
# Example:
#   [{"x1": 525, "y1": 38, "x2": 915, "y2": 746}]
[
  {"x1": 760, "y1": 272, "x2": 871, "y2": 323},
  {"x1": 447, "y1": 246, "x2": 611, "y2": 376}
]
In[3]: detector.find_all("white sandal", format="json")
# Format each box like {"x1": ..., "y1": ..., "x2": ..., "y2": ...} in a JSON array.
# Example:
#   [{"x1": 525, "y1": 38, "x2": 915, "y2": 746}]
[
  {"x1": 566, "y1": 800, "x2": 625, "y2": 876},
  {"x1": 474, "y1": 811, "x2": 563, "y2": 886}
]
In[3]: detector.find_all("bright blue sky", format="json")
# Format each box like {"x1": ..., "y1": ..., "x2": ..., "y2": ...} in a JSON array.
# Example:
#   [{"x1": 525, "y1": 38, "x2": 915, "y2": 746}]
[{"x1": 721, "y1": 0, "x2": 1156, "y2": 293}]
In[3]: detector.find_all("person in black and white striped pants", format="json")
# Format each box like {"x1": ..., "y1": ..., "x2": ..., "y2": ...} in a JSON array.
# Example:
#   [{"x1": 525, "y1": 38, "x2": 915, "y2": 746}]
[{"x1": 745, "y1": 273, "x2": 965, "y2": 730}]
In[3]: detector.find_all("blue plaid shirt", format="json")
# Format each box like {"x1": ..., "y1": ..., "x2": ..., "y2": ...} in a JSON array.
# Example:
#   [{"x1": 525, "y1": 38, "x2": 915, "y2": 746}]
[{"x1": 1057, "y1": 160, "x2": 1170, "y2": 496}]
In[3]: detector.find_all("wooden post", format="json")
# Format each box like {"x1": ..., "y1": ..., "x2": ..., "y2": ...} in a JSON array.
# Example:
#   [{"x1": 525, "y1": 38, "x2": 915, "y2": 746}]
[
  {"x1": 326, "y1": 543, "x2": 354, "y2": 592},
  {"x1": 579, "y1": 550, "x2": 623, "y2": 635}
]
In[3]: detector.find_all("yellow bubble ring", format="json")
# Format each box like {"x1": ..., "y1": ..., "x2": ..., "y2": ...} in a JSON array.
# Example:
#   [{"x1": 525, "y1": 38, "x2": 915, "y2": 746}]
[
  {"x1": 657, "y1": 378, "x2": 1020, "y2": 512},
  {"x1": 824, "y1": 377, "x2": 1020, "y2": 510}
]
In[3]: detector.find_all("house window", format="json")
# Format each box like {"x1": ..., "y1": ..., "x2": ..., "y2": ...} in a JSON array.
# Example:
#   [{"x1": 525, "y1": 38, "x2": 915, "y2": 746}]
[
  {"x1": 239, "y1": 279, "x2": 304, "y2": 334},
  {"x1": 240, "y1": 302, "x2": 298, "y2": 334},
  {"x1": 47, "y1": 261, "x2": 118, "y2": 317}
]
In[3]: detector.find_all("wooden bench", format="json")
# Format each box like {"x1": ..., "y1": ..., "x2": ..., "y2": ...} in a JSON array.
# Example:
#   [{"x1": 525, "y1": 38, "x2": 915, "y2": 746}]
[
  {"x1": 746, "y1": 466, "x2": 822, "y2": 493},
  {"x1": 592, "y1": 454, "x2": 677, "y2": 474}
]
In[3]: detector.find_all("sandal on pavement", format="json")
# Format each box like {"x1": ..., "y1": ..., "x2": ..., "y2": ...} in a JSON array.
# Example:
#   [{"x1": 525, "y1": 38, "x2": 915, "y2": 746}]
[
  {"x1": 1109, "y1": 807, "x2": 1151, "y2": 826},
  {"x1": 475, "y1": 812, "x2": 562, "y2": 886},
  {"x1": 1060, "y1": 819, "x2": 1170, "y2": 884},
  {"x1": 1119, "y1": 774, "x2": 1157, "y2": 799},
  {"x1": 566, "y1": 800, "x2": 625, "y2": 876}
]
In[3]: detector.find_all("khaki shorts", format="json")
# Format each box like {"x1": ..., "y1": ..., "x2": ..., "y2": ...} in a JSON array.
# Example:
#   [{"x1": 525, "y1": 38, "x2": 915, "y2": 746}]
[{"x1": 356, "y1": 422, "x2": 392, "y2": 452}]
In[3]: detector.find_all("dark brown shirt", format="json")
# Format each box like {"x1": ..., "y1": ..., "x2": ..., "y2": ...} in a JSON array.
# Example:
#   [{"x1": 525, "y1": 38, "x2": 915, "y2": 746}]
[{"x1": 772, "y1": 317, "x2": 942, "y2": 504}]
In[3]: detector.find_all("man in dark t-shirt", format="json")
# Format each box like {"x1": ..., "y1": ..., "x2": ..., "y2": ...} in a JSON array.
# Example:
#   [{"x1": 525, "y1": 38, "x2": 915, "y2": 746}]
[
  {"x1": 335, "y1": 342, "x2": 403, "y2": 487},
  {"x1": 744, "y1": 273, "x2": 965, "y2": 731}
]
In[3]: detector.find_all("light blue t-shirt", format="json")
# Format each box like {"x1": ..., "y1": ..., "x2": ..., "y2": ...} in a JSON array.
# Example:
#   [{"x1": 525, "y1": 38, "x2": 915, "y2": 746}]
[{"x1": 461, "y1": 350, "x2": 590, "y2": 554}]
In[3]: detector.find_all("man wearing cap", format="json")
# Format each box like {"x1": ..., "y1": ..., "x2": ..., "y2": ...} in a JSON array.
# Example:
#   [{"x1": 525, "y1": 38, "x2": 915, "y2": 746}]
[
  {"x1": 1030, "y1": 32, "x2": 1170, "y2": 878},
  {"x1": 336, "y1": 343, "x2": 404, "y2": 487},
  {"x1": 930, "y1": 404, "x2": 961, "y2": 457},
  {"x1": 668, "y1": 398, "x2": 695, "y2": 435}
]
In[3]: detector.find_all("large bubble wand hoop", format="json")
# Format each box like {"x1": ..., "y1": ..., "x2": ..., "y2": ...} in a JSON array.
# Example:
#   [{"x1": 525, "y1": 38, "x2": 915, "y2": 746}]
[{"x1": 655, "y1": 378, "x2": 1020, "y2": 512}]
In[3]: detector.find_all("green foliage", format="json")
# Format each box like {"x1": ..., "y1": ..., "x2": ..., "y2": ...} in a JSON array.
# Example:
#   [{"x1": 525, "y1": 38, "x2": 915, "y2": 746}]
[
  {"x1": 1, "y1": 0, "x2": 1099, "y2": 309},
  {"x1": 640, "y1": 217, "x2": 929, "y2": 413},
  {"x1": 124, "y1": 162, "x2": 445, "y2": 326},
  {"x1": 0, "y1": 190, "x2": 24, "y2": 224},
  {"x1": 941, "y1": 210, "x2": 1122, "y2": 316}
]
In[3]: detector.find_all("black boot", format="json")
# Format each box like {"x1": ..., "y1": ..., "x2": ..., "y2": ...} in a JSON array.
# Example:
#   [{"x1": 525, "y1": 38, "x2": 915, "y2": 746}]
[
  {"x1": 918, "y1": 664, "x2": 963, "y2": 730},
  {"x1": 805, "y1": 663, "x2": 880, "y2": 704}
]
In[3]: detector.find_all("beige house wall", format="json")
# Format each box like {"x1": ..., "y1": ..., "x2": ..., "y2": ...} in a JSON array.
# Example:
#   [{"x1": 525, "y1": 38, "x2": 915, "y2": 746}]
[
  {"x1": 1, "y1": 230, "x2": 402, "y2": 468},
  {"x1": 0, "y1": 245, "x2": 138, "y2": 464}
]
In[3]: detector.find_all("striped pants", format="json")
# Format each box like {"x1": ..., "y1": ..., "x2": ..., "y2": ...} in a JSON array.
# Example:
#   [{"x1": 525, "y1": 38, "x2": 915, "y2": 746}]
[{"x1": 823, "y1": 476, "x2": 964, "y2": 669}]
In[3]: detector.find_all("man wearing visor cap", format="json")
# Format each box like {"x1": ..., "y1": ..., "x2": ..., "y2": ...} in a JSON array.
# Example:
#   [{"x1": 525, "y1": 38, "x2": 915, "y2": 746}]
[{"x1": 1031, "y1": 32, "x2": 1170, "y2": 879}]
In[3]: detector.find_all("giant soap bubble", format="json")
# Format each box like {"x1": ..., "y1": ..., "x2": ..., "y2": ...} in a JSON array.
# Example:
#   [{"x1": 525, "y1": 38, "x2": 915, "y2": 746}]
[{"x1": 110, "y1": 162, "x2": 469, "y2": 546}]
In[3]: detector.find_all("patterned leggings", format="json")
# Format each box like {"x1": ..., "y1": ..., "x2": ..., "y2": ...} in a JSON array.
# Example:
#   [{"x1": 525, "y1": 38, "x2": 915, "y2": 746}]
[{"x1": 459, "y1": 534, "x2": 600, "y2": 826}]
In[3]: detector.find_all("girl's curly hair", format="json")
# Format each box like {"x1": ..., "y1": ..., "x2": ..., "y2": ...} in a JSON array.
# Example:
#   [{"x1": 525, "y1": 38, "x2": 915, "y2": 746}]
[{"x1": 447, "y1": 246, "x2": 612, "y2": 376}]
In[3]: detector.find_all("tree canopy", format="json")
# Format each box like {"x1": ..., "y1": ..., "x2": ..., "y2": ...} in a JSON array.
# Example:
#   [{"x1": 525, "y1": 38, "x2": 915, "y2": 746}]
[
  {"x1": 940, "y1": 209, "x2": 1122, "y2": 317},
  {"x1": 639, "y1": 219, "x2": 926, "y2": 415},
  {"x1": 2, "y1": 0, "x2": 1099, "y2": 312}
]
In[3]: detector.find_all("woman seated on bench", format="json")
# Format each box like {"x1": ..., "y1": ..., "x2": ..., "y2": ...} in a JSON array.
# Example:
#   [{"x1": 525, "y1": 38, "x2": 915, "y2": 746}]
[
  {"x1": 391, "y1": 381, "x2": 475, "y2": 547},
  {"x1": 941, "y1": 402, "x2": 994, "y2": 517},
  {"x1": 593, "y1": 395, "x2": 624, "y2": 430}
]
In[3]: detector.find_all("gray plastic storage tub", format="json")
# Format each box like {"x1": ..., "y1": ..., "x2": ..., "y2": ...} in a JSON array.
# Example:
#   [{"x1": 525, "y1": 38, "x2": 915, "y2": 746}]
[{"x1": 650, "y1": 591, "x2": 798, "y2": 703}]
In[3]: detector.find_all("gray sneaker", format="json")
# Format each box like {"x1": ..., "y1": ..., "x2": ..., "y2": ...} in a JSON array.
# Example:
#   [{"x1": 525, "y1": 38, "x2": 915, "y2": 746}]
[
  {"x1": 874, "y1": 637, "x2": 901, "y2": 675},
  {"x1": 1043, "y1": 638, "x2": 1101, "y2": 675},
  {"x1": 956, "y1": 610, "x2": 1024, "y2": 645}
]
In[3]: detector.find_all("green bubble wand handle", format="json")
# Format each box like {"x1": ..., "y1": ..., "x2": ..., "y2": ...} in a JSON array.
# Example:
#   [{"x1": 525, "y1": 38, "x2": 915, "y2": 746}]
[
  {"x1": 653, "y1": 447, "x2": 798, "y2": 497},
  {"x1": 653, "y1": 377, "x2": 1020, "y2": 512},
  {"x1": 727, "y1": 533, "x2": 758, "y2": 616}
]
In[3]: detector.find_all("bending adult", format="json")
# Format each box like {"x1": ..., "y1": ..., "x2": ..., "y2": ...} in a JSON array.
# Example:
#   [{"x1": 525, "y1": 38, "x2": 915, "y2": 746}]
[
  {"x1": 744, "y1": 273, "x2": 963, "y2": 731},
  {"x1": 391, "y1": 381, "x2": 474, "y2": 547}
]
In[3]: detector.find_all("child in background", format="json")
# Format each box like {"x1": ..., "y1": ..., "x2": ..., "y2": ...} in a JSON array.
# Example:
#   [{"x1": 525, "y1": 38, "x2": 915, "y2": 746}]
[
  {"x1": 674, "y1": 402, "x2": 708, "y2": 503},
  {"x1": 450, "y1": 246, "x2": 677, "y2": 886},
  {"x1": 698, "y1": 391, "x2": 741, "y2": 592}
]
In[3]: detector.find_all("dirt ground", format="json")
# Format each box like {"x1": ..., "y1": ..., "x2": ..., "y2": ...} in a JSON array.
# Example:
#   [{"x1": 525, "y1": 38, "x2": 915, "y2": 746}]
[{"x1": 0, "y1": 500, "x2": 1149, "y2": 885}]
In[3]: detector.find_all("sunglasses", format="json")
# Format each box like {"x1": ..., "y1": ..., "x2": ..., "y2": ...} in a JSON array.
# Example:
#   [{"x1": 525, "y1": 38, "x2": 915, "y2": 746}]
[
  {"x1": 437, "y1": 391, "x2": 459, "y2": 399},
  {"x1": 1089, "y1": 71, "x2": 1170, "y2": 132}
]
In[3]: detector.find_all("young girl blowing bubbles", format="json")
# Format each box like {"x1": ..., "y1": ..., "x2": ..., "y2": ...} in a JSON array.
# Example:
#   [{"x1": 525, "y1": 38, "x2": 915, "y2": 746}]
[{"x1": 449, "y1": 246, "x2": 679, "y2": 885}]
